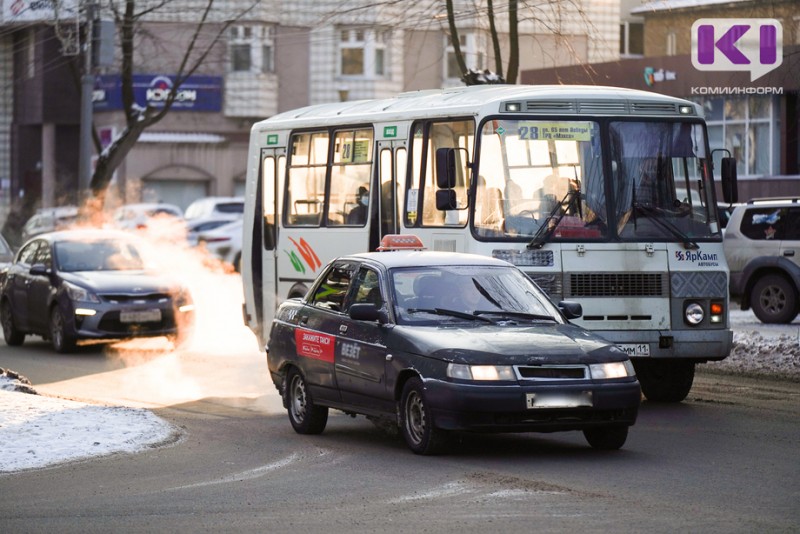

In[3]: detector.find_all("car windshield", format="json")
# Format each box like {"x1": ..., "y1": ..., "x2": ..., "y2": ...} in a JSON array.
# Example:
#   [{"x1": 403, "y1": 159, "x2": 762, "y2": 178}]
[
  {"x1": 390, "y1": 265, "x2": 560, "y2": 325},
  {"x1": 55, "y1": 239, "x2": 145, "y2": 272}
]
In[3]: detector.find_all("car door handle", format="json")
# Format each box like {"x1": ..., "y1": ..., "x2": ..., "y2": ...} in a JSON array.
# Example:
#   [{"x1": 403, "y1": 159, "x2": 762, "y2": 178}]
[{"x1": 784, "y1": 250, "x2": 795, "y2": 257}]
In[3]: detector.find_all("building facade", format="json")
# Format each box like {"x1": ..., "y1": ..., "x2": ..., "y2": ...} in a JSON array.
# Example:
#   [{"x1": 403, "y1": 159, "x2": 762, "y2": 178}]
[{"x1": 1, "y1": 0, "x2": 621, "y2": 243}]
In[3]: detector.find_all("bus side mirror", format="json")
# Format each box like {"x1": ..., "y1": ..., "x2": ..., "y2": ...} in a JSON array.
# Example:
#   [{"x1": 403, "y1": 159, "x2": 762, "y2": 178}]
[
  {"x1": 436, "y1": 148, "x2": 456, "y2": 189},
  {"x1": 436, "y1": 189, "x2": 457, "y2": 210},
  {"x1": 720, "y1": 157, "x2": 738, "y2": 204}
]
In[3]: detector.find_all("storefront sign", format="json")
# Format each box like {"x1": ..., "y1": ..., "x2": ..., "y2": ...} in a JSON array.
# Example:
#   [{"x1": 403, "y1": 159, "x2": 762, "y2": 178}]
[{"x1": 93, "y1": 74, "x2": 223, "y2": 112}]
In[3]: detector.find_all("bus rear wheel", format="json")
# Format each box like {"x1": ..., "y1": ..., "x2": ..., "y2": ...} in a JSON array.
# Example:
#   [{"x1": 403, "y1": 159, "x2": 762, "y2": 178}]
[{"x1": 633, "y1": 359, "x2": 694, "y2": 403}]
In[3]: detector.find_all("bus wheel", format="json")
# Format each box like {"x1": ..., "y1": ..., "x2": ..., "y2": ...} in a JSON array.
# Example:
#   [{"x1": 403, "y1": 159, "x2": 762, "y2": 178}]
[{"x1": 633, "y1": 359, "x2": 694, "y2": 403}]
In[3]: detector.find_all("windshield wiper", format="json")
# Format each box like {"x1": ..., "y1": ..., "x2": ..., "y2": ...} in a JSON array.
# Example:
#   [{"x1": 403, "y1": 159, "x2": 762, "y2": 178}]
[
  {"x1": 634, "y1": 203, "x2": 699, "y2": 249},
  {"x1": 473, "y1": 310, "x2": 557, "y2": 322},
  {"x1": 406, "y1": 308, "x2": 495, "y2": 323},
  {"x1": 528, "y1": 189, "x2": 580, "y2": 250}
]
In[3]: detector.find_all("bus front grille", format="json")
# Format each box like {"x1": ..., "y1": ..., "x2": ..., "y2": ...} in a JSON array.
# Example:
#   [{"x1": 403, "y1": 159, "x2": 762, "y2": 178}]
[{"x1": 567, "y1": 273, "x2": 666, "y2": 297}]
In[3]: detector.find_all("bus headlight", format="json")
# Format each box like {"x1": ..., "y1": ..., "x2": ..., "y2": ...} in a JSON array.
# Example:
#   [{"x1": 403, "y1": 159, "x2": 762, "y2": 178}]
[
  {"x1": 447, "y1": 363, "x2": 515, "y2": 381},
  {"x1": 684, "y1": 302, "x2": 704, "y2": 325}
]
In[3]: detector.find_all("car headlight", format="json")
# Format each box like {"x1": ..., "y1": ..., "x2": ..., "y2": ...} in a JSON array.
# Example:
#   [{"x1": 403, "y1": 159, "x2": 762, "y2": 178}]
[
  {"x1": 447, "y1": 363, "x2": 515, "y2": 381},
  {"x1": 684, "y1": 302, "x2": 704, "y2": 325},
  {"x1": 589, "y1": 360, "x2": 635, "y2": 379},
  {"x1": 63, "y1": 281, "x2": 100, "y2": 303}
]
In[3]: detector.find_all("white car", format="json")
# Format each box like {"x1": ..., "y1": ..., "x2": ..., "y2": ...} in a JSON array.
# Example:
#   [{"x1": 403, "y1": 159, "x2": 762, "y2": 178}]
[
  {"x1": 184, "y1": 197, "x2": 244, "y2": 220},
  {"x1": 22, "y1": 206, "x2": 79, "y2": 241},
  {"x1": 112, "y1": 203, "x2": 184, "y2": 230},
  {"x1": 196, "y1": 218, "x2": 242, "y2": 271}
]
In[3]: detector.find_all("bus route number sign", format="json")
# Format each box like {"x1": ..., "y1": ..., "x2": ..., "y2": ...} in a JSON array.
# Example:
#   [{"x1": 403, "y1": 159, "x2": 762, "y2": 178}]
[{"x1": 518, "y1": 122, "x2": 592, "y2": 142}]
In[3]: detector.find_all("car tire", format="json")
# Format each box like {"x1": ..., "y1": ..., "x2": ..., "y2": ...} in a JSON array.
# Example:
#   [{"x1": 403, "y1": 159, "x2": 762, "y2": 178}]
[
  {"x1": 284, "y1": 368, "x2": 328, "y2": 434},
  {"x1": 50, "y1": 306, "x2": 76, "y2": 354},
  {"x1": 633, "y1": 359, "x2": 694, "y2": 403},
  {"x1": 583, "y1": 426, "x2": 628, "y2": 450},
  {"x1": 399, "y1": 377, "x2": 447, "y2": 455},
  {"x1": 1, "y1": 299, "x2": 25, "y2": 346},
  {"x1": 750, "y1": 274, "x2": 798, "y2": 324}
]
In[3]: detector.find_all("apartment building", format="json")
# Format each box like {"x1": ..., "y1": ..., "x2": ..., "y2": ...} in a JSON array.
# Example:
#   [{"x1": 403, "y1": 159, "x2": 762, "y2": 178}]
[{"x1": 0, "y1": 0, "x2": 621, "y2": 236}]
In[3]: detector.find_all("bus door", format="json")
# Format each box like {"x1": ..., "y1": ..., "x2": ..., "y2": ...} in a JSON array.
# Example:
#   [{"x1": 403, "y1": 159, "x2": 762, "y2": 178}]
[
  {"x1": 375, "y1": 140, "x2": 407, "y2": 243},
  {"x1": 258, "y1": 147, "x2": 284, "y2": 334}
]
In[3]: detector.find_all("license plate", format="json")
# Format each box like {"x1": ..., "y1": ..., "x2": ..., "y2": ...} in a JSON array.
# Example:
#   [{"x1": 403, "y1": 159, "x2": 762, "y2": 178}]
[
  {"x1": 120, "y1": 309, "x2": 162, "y2": 323},
  {"x1": 526, "y1": 392, "x2": 592, "y2": 409},
  {"x1": 616, "y1": 343, "x2": 651, "y2": 357}
]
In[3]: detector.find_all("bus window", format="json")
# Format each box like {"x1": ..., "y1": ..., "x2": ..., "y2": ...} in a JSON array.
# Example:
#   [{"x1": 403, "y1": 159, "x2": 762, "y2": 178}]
[
  {"x1": 406, "y1": 119, "x2": 473, "y2": 227},
  {"x1": 329, "y1": 129, "x2": 374, "y2": 226},
  {"x1": 286, "y1": 132, "x2": 329, "y2": 226}
]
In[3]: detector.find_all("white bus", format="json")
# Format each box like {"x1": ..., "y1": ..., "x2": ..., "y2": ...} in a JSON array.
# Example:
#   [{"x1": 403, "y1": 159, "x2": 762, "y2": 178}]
[{"x1": 241, "y1": 85, "x2": 738, "y2": 403}]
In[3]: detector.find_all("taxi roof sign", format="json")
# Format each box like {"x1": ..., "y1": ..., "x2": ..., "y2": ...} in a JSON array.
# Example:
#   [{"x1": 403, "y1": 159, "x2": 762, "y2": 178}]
[{"x1": 377, "y1": 234, "x2": 425, "y2": 251}]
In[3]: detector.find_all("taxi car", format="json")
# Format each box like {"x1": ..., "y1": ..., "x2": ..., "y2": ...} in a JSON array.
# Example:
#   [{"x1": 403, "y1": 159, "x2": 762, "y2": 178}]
[
  {"x1": 0, "y1": 229, "x2": 194, "y2": 353},
  {"x1": 267, "y1": 236, "x2": 640, "y2": 455}
]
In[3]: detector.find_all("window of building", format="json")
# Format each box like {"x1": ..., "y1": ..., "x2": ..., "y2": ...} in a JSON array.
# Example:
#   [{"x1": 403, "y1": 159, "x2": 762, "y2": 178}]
[
  {"x1": 445, "y1": 32, "x2": 486, "y2": 80},
  {"x1": 666, "y1": 32, "x2": 677, "y2": 56},
  {"x1": 229, "y1": 25, "x2": 275, "y2": 74},
  {"x1": 695, "y1": 96, "x2": 778, "y2": 178},
  {"x1": 339, "y1": 27, "x2": 390, "y2": 78},
  {"x1": 620, "y1": 21, "x2": 644, "y2": 56}
]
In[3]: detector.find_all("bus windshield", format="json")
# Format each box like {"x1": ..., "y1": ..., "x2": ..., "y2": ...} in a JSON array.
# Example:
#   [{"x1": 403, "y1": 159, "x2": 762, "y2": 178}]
[
  {"x1": 610, "y1": 121, "x2": 718, "y2": 241},
  {"x1": 474, "y1": 119, "x2": 720, "y2": 243}
]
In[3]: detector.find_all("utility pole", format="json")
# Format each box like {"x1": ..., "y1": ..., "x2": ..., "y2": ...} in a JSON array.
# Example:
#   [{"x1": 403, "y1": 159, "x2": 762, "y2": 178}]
[{"x1": 77, "y1": 1, "x2": 96, "y2": 197}]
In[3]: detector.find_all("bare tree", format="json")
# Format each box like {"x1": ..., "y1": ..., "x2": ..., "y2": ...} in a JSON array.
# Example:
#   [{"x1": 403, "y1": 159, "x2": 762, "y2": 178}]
[
  {"x1": 446, "y1": 0, "x2": 518, "y2": 85},
  {"x1": 88, "y1": 0, "x2": 256, "y2": 197}
]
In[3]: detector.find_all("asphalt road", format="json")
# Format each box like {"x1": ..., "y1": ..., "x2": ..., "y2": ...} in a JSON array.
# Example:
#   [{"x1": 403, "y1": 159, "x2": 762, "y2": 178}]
[{"x1": 0, "y1": 317, "x2": 798, "y2": 533}]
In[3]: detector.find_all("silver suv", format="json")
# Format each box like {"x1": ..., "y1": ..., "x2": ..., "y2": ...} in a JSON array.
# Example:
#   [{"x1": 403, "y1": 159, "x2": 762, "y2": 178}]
[{"x1": 723, "y1": 198, "x2": 800, "y2": 323}]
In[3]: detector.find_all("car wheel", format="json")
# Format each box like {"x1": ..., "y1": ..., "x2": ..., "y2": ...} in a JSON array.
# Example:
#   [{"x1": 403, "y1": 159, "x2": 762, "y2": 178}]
[
  {"x1": 284, "y1": 368, "x2": 328, "y2": 434},
  {"x1": 583, "y1": 426, "x2": 628, "y2": 450},
  {"x1": 750, "y1": 274, "x2": 798, "y2": 324},
  {"x1": 50, "y1": 306, "x2": 76, "y2": 354},
  {"x1": 1, "y1": 299, "x2": 25, "y2": 346},
  {"x1": 399, "y1": 377, "x2": 447, "y2": 455},
  {"x1": 633, "y1": 359, "x2": 694, "y2": 403}
]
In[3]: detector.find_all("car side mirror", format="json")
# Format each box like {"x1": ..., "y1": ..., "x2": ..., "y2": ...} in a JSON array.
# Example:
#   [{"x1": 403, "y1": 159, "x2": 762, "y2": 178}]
[
  {"x1": 29, "y1": 263, "x2": 50, "y2": 276},
  {"x1": 558, "y1": 300, "x2": 583, "y2": 319},
  {"x1": 349, "y1": 303, "x2": 388, "y2": 324}
]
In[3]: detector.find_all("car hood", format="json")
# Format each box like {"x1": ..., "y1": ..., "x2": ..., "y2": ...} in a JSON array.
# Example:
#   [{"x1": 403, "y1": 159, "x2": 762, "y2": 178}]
[
  {"x1": 60, "y1": 270, "x2": 181, "y2": 294},
  {"x1": 388, "y1": 323, "x2": 625, "y2": 365}
]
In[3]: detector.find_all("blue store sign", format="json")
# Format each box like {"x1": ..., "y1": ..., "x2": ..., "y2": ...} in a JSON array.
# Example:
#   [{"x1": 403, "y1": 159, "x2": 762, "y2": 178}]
[{"x1": 94, "y1": 74, "x2": 223, "y2": 112}]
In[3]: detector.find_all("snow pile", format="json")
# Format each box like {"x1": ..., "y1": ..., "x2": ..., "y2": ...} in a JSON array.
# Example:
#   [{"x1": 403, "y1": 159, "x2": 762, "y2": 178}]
[
  {"x1": 0, "y1": 368, "x2": 179, "y2": 473},
  {"x1": 704, "y1": 330, "x2": 800, "y2": 379}
]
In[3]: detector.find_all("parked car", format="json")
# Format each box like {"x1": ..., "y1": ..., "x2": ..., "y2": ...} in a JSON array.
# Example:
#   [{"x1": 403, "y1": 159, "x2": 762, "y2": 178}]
[
  {"x1": 112, "y1": 203, "x2": 184, "y2": 230},
  {"x1": 196, "y1": 218, "x2": 242, "y2": 271},
  {"x1": 21, "y1": 206, "x2": 79, "y2": 242},
  {"x1": 723, "y1": 197, "x2": 800, "y2": 323},
  {"x1": 0, "y1": 229, "x2": 195, "y2": 353},
  {"x1": 266, "y1": 235, "x2": 641, "y2": 455},
  {"x1": 0, "y1": 232, "x2": 13, "y2": 269},
  {"x1": 186, "y1": 216, "x2": 242, "y2": 247},
  {"x1": 184, "y1": 196, "x2": 244, "y2": 220}
]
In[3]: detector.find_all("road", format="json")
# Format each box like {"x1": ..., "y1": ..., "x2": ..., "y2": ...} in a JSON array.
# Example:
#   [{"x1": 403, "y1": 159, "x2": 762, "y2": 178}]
[{"x1": 0, "y1": 309, "x2": 798, "y2": 532}]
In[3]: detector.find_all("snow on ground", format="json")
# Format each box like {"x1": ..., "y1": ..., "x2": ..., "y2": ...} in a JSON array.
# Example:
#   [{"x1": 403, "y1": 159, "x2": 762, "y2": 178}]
[
  {"x1": 0, "y1": 369, "x2": 179, "y2": 473},
  {"x1": 0, "y1": 310, "x2": 797, "y2": 475}
]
